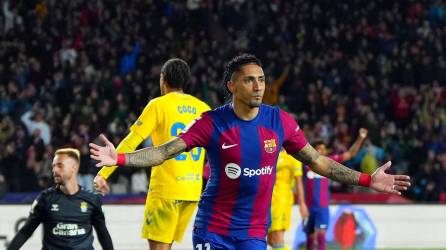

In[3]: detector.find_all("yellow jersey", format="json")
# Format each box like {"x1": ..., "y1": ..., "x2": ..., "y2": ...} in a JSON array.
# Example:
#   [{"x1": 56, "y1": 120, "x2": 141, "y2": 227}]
[
  {"x1": 273, "y1": 150, "x2": 303, "y2": 202},
  {"x1": 99, "y1": 92, "x2": 210, "y2": 201}
]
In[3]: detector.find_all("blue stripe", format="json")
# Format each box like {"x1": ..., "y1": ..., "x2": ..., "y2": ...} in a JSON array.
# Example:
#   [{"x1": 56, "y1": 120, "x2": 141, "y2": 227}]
[
  {"x1": 228, "y1": 122, "x2": 262, "y2": 238},
  {"x1": 194, "y1": 111, "x2": 224, "y2": 230},
  {"x1": 314, "y1": 179, "x2": 321, "y2": 207},
  {"x1": 260, "y1": 106, "x2": 284, "y2": 229}
]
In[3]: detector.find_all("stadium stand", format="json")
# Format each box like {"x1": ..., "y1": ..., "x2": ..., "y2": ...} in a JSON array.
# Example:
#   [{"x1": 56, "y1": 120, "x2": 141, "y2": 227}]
[{"x1": 0, "y1": 0, "x2": 445, "y2": 202}]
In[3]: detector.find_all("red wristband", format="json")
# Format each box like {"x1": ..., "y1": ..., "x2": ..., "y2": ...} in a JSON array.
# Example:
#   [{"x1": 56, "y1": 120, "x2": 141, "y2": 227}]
[
  {"x1": 116, "y1": 153, "x2": 126, "y2": 166},
  {"x1": 358, "y1": 173, "x2": 372, "y2": 187}
]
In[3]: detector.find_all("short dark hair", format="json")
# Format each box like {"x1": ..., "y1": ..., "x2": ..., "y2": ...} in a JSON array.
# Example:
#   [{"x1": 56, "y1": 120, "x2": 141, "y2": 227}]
[
  {"x1": 222, "y1": 54, "x2": 262, "y2": 95},
  {"x1": 313, "y1": 139, "x2": 326, "y2": 147},
  {"x1": 160, "y1": 58, "x2": 191, "y2": 89}
]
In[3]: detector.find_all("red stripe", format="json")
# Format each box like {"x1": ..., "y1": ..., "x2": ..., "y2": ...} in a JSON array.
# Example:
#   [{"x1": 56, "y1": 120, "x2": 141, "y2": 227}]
[
  {"x1": 248, "y1": 127, "x2": 279, "y2": 238},
  {"x1": 207, "y1": 127, "x2": 241, "y2": 235},
  {"x1": 306, "y1": 175, "x2": 314, "y2": 207},
  {"x1": 320, "y1": 179, "x2": 328, "y2": 207}
]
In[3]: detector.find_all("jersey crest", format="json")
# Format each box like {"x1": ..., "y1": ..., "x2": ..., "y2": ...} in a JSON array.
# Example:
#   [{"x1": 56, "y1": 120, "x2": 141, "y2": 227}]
[{"x1": 264, "y1": 139, "x2": 277, "y2": 153}]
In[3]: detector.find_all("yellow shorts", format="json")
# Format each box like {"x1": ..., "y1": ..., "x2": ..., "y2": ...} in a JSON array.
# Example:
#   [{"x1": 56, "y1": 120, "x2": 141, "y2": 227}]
[
  {"x1": 269, "y1": 195, "x2": 293, "y2": 232},
  {"x1": 141, "y1": 196, "x2": 198, "y2": 243}
]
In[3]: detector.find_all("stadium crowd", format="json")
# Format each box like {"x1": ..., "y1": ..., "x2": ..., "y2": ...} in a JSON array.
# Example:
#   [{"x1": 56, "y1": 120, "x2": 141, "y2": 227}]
[{"x1": 0, "y1": 0, "x2": 445, "y2": 201}]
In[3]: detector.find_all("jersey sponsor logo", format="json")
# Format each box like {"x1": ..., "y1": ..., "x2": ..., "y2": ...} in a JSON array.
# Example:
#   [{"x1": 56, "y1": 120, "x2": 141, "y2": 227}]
[
  {"x1": 222, "y1": 143, "x2": 237, "y2": 150},
  {"x1": 243, "y1": 165, "x2": 273, "y2": 178},
  {"x1": 225, "y1": 163, "x2": 241, "y2": 179},
  {"x1": 52, "y1": 223, "x2": 86, "y2": 236},
  {"x1": 225, "y1": 163, "x2": 273, "y2": 179},
  {"x1": 175, "y1": 173, "x2": 201, "y2": 181},
  {"x1": 51, "y1": 204, "x2": 59, "y2": 212},
  {"x1": 264, "y1": 139, "x2": 277, "y2": 153},
  {"x1": 80, "y1": 202, "x2": 88, "y2": 213}
]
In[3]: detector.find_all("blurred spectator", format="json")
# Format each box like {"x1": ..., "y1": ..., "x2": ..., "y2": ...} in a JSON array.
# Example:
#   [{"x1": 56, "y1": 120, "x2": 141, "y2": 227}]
[
  {"x1": 0, "y1": 0, "x2": 445, "y2": 201},
  {"x1": 20, "y1": 107, "x2": 51, "y2": 145}
]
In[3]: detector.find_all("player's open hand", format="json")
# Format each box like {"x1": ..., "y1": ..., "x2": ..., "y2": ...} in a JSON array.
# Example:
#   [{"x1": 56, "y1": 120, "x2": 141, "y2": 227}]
[
  {"x1": 89, "y1": 134, "x2": 118, "y2": 167},
  {"x1": 370, "y1": 161, "x2": 411, "y2": 195},
  {"x1": 299, "y1": 203, "x2": 309, "y2": 220},
  {"x1": 94, "y1": 175, "x2": 110, "y2": 195}
]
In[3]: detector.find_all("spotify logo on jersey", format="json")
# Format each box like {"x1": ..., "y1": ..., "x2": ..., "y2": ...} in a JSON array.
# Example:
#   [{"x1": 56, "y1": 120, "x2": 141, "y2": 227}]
[{"x1": 225, "y1": 163, "x2": 241, "y2": 179}]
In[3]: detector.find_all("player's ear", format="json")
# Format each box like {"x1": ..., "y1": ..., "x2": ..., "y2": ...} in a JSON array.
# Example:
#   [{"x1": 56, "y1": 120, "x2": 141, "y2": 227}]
[
  {"x1": 73, "y1": 161, "x2": 80, "y2": 174},
  {"x1": 227, "y1": 80, "x2": 236, "y2": 94}
]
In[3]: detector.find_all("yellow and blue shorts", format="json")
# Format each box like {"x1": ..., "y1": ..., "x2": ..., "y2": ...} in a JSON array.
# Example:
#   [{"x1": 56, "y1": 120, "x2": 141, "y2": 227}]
[{"x1": 141, "y1": 196, "x2": 198, "y2": 243}]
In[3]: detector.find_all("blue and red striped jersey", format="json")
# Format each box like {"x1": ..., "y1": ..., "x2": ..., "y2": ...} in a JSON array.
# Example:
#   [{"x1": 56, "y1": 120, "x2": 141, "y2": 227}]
[
  {"x1": 303, "y1": 154, "x2": 343, "y2": 208},
  {"x1": 179, "y1": 104, "x2": 308, "y2": 239}
]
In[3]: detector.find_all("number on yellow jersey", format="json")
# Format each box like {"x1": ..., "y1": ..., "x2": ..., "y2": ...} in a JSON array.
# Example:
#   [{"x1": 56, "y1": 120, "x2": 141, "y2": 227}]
[{"x1": 171, "y1": 122, "x2": 202, "y2": 161}]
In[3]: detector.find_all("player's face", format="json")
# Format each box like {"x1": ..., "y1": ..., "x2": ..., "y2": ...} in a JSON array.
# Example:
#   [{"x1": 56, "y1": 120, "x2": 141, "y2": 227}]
[
  {"x1": 229, "y1": 64, "x2": 265, "y2": 108},
  {"x1": 315, "y1": 144, "x2": 327, "y2": 155},
  {"x1": 52, "y1": 154, "x2": 77, "y2": 185}
]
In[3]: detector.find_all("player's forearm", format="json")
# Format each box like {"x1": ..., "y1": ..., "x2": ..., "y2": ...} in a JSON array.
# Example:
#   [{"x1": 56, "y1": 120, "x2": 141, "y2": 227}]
[
  {"x1": 121, "y1": 137, "x2": 187, "y2": 168},
  {"x1": 94, "y1": 225, "x2": 114, "y2": 250},
  {"x1": 7, "y1": 233, "x2": 28, "y2": 250},
  {"x1": 314, "y1": 155, "x2": 362, "y2": 185},
  {"x1": 294, "y1": 144, "x2": 364, "y2": 186},
  {"x1": 295, "y1": 177, "x2": 306, "y2": 206},
  {"x1": 7, "y1": 219, "x2": 39, "y2": 250}
]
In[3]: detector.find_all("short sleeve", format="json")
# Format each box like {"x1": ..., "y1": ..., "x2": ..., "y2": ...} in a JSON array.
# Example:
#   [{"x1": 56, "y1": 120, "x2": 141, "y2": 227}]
[
  {"x1": 178, "y1": 112, "x2": 213, "y2": 151},
  {"x1": 130, "y1": 99, "x2": 159, "y2": 139},
  {"x1": 291, "y1": 157, "x2": 303, "y2": 177},
  {"x1": 92, "y1": 195, "x2": 106, "y2": 225},
  {"x1": 280, "y1": 110, "x2": 308, "y2": 154},
  {"x1": 29, "y1": 194, "x2": 44, "y2": 223}
]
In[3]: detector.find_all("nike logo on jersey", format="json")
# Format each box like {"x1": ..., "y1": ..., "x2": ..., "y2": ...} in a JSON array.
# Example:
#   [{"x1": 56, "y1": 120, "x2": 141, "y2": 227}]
[{"x1": 222, "y1": 143, "x2": 237, "y2": 149}]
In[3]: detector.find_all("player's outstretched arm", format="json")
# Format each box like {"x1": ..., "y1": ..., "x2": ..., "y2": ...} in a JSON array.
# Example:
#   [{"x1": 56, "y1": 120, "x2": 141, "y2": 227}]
[
  {"x1": 7, "y1": 197, "x2": 43, "y2": 250},
  {"x1": 6, "y1": 219, "x2": 40, "y2": 250},
  {"x1": 89, "y1": 134, "x2": 187, "y2": 168},
  {"x1": 92, "y1": 198, "x2": 114, "y2": 249},
  {"x1": 293, "y1": 144, "x2": 411, "y2": 195},
  {"x1": 341, "y1": 128, "x2": 368, "y2": 162}
]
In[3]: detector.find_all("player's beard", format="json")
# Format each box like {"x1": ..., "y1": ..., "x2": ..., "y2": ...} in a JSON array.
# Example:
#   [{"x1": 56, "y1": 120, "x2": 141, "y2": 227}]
[
  {"x1": 249, "y1": 97, "x2": 263, "y2": 107},
  {"x1": 53, "y1": 176, "x2": 65, "y2": 185},
  {"x1": 239, "y1": 98, "x2": 261, "y2": 108},
  {"x1": 247, "y1": 94, "x2": 263, "y2": 108},
  {"x1": 249, "y1": 91, "x2": 263, "y2": 108}
]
